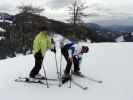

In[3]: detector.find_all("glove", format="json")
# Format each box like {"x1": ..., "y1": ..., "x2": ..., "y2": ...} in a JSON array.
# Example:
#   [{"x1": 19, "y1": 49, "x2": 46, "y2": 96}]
[
  {"x1": 51, "y1": 47, "x2": 56, "y2": 53},
  {"x1": 51, "y1": 38, "x2": 55, "y2": 44},
  {"x1": 74, "y1": 55, "x2": 82, "y2": 64}
]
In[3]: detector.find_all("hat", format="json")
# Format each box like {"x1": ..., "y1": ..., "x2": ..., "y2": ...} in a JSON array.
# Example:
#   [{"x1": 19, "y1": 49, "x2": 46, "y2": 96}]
[
  {"x1": 81, "y1": 46, "x2": 89, "y2": 53},
  {"x1": 39, "y1": 25, "x2": 47, "y2": 31}
]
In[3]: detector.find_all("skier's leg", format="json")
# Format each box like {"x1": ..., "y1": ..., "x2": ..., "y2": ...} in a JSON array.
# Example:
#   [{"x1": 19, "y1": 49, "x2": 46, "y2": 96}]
[
  {"x1": 61, "y1": 46, "x2": 72, "y2": 75},
  {"x1": 29, "y1": 52, "x2": 43, "y2": 78},
  {"x1": 64, "y1": 59, "x2": 72, "y2": 75},
  {"x1": 61, "y1": 46, "x2": 73, "y2": 84},
  {"x1": 61, "y1": 59, "x2": 72, "y2": 84},
  {"x1": 73, "y1": 56, "x2": 80, "y2": 72}
]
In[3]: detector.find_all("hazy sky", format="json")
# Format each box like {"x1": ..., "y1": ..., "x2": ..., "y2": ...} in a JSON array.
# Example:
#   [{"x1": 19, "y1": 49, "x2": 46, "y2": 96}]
[{"x1": 0, "y1": 0, "x2": 133, "y2": 23}]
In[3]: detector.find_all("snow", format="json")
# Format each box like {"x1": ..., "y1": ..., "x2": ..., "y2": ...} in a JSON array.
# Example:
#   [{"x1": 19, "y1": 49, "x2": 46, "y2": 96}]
[
  {"x1": 0, "y1": 19, "x2": 13, "y2": 24},
  {"x1": 0, "y1": 36, "x2": 5, "y2": 40},
  {"x1": 116, "y1": 35, "x2": 124, "y2": 42},
  {"x1": 131, "y1": 32, "x2": 133, "y2": 36},
  {"x1": 0, "y1": 27, "x2": 6, "y2": 32},
  {"x1": 0, "y1": 42, "x2": 133, "y2": 100}
]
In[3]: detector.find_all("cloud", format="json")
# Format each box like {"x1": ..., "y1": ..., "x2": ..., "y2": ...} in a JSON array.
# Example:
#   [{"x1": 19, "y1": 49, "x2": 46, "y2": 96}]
[
  {"x1": 46, "y1": 0, "x2": 72, "y2": 9},
  {"x1": 0, "y1": 0, "x2": 133, "y2": 22},
  {"x1": 86, "y1": 2, "x2": 133, "y2": 19},
  {"x1": 0, "y1": 2, "x2": 16, "y2": 14}
]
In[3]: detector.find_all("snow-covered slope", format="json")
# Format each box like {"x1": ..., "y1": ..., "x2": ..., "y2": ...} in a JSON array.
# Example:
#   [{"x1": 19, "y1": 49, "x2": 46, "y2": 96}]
[{"x1": 0, "y1": 43, "x2": 133, "y2": 100}]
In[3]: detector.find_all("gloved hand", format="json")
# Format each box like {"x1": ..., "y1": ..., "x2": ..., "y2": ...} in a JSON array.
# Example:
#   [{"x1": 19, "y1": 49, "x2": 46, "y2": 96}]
[
  {"x1": 74, "y1": 55, "x2": 82, "y2": 64},
  {"x1": 51, "y1": 38, "x2": 55, "y2": 44},
  {"x1": 51, "y1": 47, "x2": 56, "y2": 53}
]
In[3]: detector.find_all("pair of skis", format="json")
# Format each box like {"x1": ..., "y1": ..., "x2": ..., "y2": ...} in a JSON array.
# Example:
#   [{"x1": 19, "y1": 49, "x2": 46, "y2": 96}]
[
  {"x1": 15, "y1": 74, "x2": 102, "y2": 90},
  {"x1": 62, "y1": 74, "x2": 102, "y2": 90},
  {"x1": 72, "y1": 74, "x2": 102, "y2": 90}
]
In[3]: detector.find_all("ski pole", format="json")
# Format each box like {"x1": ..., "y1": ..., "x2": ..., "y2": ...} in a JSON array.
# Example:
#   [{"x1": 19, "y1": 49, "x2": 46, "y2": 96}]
[
  {"x1": 54, "y1": 51, "x2": 62, "y2": 87},
  {"x1": 59, "y1": 51, "x2": 63, "y2": 87},
  {"x1": 52, "y1": 34, "x2": 61, "y2": 87},
  {"x1": 55, "y1": 51, "x2": 59, "y2": 74},
  {"x1": 52, "y1": 38, "x2": 59, "y2": 74},
  {"x1": 42, "y1": 63, "x2": 49, "y2": 88},
  {"x1": 69, "y1": 60, "x2": 73, "y2": 88}
]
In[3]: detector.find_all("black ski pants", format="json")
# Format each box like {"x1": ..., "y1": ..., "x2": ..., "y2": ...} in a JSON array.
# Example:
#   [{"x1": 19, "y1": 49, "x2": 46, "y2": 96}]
[
  {"x1": 29, "y1": 51, "x2": 43, "y2": 78},
  {"x1": 61, "y1": 45, "x2": 80, "y2": 75}
]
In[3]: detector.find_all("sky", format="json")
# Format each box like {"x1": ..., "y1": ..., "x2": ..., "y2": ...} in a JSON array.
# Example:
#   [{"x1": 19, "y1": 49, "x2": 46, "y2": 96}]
[{"x1": 0, "y1": 0, "x2": 133, "y2": 24}]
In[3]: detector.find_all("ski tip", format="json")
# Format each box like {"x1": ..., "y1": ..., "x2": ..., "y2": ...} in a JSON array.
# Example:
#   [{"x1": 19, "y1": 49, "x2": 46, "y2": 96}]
[
  {"x1": 59, "y1": 84, "x2": 62, "y2": 87},
  {"x1": 47, "y1": 86, "x2": 50, "y2": 88},
  {"x1": 98, "y1": 81, "x2": 103, "y2": 83},
  {"x1": 83, "y1": 87, "x2": 88, "y2": 90}
]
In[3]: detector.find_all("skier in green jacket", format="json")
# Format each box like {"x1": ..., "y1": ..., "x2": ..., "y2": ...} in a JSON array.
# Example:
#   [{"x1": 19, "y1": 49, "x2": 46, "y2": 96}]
[{"x1": 29, "y1": 26, "x2": 55, "y2": 79}]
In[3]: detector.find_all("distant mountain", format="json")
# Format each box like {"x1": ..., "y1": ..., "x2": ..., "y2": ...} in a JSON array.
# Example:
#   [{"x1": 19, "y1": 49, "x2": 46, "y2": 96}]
[
  {"x1": 85, "y1": 22, "x2": 133, "y2": 42},
  {"x1": 94, "y1": 18, "x2": 133, "y2": 26},
  {"x1": 86, "y1": 22, "x2": 133, "y2": 33},
  {"x1": 84, "y1": 23, "x2": 101, "y2": 30},
  {"x1": 104, "y1": 25, "x2": 133, "y2": 33},
  {"x1": 116, "y1": 32, "x2": 133, "y2": 42},
  {"x1": 86, "y1": 23, "x2": 111, "y2": 33},
  {"x1": 0, "y1": 12, "x2": 14, "y2": 23},
  {"x1": 83, "y1": 23, "x2": 116, "y2": 42}
]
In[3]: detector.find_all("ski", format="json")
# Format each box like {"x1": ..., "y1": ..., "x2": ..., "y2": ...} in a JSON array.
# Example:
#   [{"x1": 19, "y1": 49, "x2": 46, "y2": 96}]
[
  {"x1": 71, "y1": 79, "x2": 88, "y2": 90},
  {"x1": 82, "y1": 75, "x2": 103, "y2": 84},
  {"x1": 15, "y1": 77, "x2": 45, "y2": 84},
  {"x1": 15, "y1": 77, "x2": 58, "y2": 85},
  {"x1": 61, "y1": 77, "x2": 88, "y2": 90},
  {"x1": 18, "y1": 76, "x2": 58, "y2": 81},
  {"x1": 62, "y1": 78, "x2": 71, "y2": 85},
  {"x1": 72, "y1": 74, "x2": 103, "y2": 84}
]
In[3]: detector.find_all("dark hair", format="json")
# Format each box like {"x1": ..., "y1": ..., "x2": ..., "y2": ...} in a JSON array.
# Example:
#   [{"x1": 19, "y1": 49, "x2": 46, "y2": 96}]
[
  {"x1": 39, "y1": 26, "x2": 47, "y2": 31},
  {"x1": 82, "y1": 46, "x2": 89, "y2": 53}
]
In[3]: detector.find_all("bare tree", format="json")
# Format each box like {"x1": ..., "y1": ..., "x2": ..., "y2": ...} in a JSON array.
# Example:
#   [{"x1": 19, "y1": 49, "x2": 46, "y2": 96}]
[
  {"x1": 67, "y1": 0, "x2": 88, "y2": 25},
  {"x1": 18, "y1": 4, "x2": 44, "y2": 15}
]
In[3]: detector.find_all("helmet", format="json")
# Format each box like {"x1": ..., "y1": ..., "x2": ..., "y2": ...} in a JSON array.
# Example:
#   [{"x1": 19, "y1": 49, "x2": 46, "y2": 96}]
[{"x1": 81, "y1": 46, "x2": 89, "y2": 53}]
